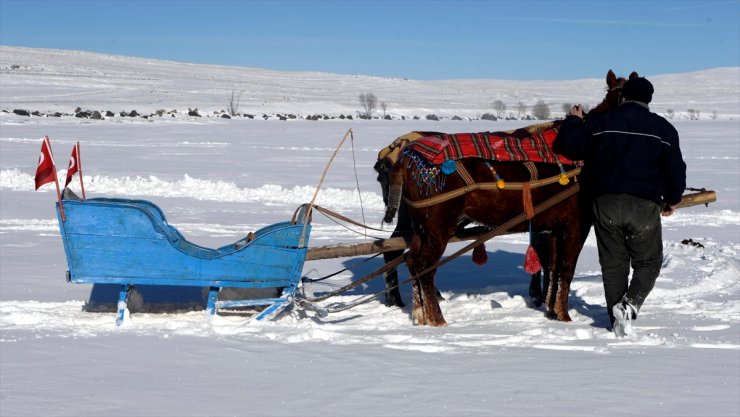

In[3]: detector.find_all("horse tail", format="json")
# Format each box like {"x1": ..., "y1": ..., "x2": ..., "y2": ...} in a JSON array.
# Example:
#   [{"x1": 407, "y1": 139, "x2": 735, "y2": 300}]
[{"x1": 383, "y1": 161, "x2": 405, "y2": 224}]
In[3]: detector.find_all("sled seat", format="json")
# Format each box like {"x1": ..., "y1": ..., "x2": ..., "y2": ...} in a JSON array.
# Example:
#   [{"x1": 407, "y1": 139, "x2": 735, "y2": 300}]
[{"x1": 56, "y1": 198, "x2": 311, "y2": 325}]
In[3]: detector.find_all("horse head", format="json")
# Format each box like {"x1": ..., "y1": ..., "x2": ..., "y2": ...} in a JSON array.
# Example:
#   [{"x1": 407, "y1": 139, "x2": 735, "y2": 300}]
[
  {"x1": 588, "y1": 69, "x2": 638, "y2": 115},
  {"x1": 374, "y1": 157, "x2": 393, "y2": 206},
  {"x1": 375, "y1": 131, "x2": 441, "y2": 208}
]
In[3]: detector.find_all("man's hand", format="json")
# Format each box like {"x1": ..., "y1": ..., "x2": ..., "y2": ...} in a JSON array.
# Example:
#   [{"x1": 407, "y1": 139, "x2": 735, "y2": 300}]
[
  {"x1": 661, "y1": 203, "x2": 678, "y2": 217},
  {"x1": 569, "y1": 105, "x2": 585, "y2": 119}
]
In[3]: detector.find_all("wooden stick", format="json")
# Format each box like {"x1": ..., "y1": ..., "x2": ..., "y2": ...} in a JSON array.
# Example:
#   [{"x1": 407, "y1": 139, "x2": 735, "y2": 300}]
[
  {"x1": 674, "y1": 190, "x2": 716, "y2": 209},
  {"x1": 300, "y1": 129, "x2": 353, "y2": 247},
  {"x1": 76, "y1": 141, "x2": 86, "y2": 200},
  {"x1": 305, "y1": 190, "x2": 718, "y2": 261},
  {"x1": 45, "y1": 136, "x2": 66, "y2": 222}
]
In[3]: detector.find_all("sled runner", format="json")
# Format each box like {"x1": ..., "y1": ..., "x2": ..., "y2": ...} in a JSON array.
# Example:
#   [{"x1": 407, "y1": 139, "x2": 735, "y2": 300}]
[{"x1": 56, "y1": 197, "x2": 311, "y2": 325}]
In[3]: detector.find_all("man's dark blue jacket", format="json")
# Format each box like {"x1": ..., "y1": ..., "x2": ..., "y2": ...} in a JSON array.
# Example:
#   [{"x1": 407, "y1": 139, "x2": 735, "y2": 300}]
[{"x1": 554, "y1": 102, "x2": 687, "y2": 206}]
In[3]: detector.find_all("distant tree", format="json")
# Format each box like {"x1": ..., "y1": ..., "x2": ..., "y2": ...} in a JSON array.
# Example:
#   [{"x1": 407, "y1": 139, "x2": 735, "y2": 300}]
[
  {"x1": 710, "y1": 110, "x2": 719, "y2": 120},
  {"x1": 359, "y1": 93, "x2": 377, "y2": 119},
  {"x1": 228, "y1": 90, "x2": 243, "y2": 116},
  {"x1": 492, "y1": 100, "x2": 507, "y2": 118},
  {"x1": 381, "y1": 101, "x2": 388, "y2": 118},
  {"x1": 532, "y1": 100, "x2": 551, "y2": 120},
  {"x1": 666, "y1": 109, "x2": 675, "y2": 119},
  {"x1": 687, "y1": 109, "x2": 697, "y2": 120},
  {"x1": 516, "y1": 101, "x2": 527, "y2": 119}
]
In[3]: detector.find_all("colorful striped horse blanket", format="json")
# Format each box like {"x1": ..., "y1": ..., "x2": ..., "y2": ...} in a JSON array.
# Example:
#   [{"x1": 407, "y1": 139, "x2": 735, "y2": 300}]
[{"x1": 402, "y1": 120, "x2": 580, "y2": 167}]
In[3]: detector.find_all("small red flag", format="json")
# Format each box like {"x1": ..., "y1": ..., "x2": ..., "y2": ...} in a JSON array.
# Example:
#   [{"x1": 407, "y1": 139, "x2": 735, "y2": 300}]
[
  {"x1": 65, "y1": 142, "x2": 80, "y2": 187},
  {"x1": 34, "y1": 137, "x2": 57, "y2": 190}
]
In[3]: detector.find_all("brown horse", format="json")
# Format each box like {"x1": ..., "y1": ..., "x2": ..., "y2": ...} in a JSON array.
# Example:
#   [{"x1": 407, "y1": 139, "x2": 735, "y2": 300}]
[
  {"x1": 376, "y1": 131, "x2": 546, "y2": 308},
  {"x1": 377, "y1": 134, "x2": 556, "y2": 308},
  {"x1": 381, "y1": 70, "x2": 635, "y2": 326}
]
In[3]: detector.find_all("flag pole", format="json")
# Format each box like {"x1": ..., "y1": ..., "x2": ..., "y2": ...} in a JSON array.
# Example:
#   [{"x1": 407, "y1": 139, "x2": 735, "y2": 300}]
[
  {"x1": 47, "y1": 136, "x2": 66, "y2": 222},
  {"x1": 76, "y1": 141, "x2": 86, "y2": 200}
]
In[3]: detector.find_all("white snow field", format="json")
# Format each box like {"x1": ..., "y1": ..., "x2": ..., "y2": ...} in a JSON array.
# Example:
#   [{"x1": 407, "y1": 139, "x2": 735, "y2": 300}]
[{"x1": 1, "y1": 46, "x2": 739, "y2": 417}]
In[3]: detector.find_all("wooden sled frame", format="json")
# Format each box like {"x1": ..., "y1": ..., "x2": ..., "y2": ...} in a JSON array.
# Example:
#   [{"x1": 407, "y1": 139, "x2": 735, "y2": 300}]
[{"x1": 56, "y1": 198, "x2": 311, "y2": 325}]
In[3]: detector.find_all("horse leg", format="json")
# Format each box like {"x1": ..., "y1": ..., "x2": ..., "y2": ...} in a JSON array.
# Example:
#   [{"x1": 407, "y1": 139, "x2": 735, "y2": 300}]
[
  {"x1": 419, "y1": 269, "x2": 446, "y2": 326},
  {"x1": 384, "y1": 204, "x2": 413, "y2": 308},
  {"x1": 529, "y1": 271, "x2": 544, "y2": 307},
  {"x1": 549, "y1": 228, "x2": 584, "y2": 322},
  {"x1": 405, "y1": 232, "x2": 448, "y2": 326},
  {"x1": 383, "y1": 248, "x2": 405, "y2": 308},
  {"x1": 544, "y1": 231, "x2": 561, "y2": 319},
  {"x1": 529, "y1": 231, "x2": 551, "y2": 307},
  {"x1": 405, "y1": 233, "x2": 424, "y2": 324},
  {"x1": 416, "y1": 242, "x2": 448, "y2": 326},
  {"x1": 541, "y1": 267, "x2": 552, "y2": 310}
]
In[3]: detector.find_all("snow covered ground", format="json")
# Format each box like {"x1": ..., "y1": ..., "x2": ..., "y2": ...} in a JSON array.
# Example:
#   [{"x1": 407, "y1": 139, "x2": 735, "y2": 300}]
[{"x1": 1, "y1": 47, "x2": 739, "y2": 417}]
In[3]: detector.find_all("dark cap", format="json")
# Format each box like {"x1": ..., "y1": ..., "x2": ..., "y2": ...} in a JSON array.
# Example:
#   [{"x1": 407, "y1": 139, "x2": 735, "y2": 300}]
[{"x1": 622, "y1": 77, "x2": 654, "y2": 104}]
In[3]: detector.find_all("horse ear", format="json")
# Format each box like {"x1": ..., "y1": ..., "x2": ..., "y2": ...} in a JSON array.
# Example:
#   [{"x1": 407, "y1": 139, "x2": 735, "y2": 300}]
[
  {"x1": 629, "y1": 71, "x2": 639, "y2": 80},
  {"x1": 607, "y1": 69, "x2": 617, "y2": 86}
]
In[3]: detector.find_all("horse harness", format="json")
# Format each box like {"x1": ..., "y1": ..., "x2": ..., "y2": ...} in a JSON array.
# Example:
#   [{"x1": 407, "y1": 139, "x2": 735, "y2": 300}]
[
  {"x1": 301, "y1": 176, "x2": 582, "y2": 310},
  {"x1": 404, "y1": 160, "x2": 581, "y2": 221}
]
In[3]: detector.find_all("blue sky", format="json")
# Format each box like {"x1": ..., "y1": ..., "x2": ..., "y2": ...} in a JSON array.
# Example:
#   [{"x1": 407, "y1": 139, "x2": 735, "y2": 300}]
[{"x1": 1, "y1": 0, "x2": 738, "y2": 80}]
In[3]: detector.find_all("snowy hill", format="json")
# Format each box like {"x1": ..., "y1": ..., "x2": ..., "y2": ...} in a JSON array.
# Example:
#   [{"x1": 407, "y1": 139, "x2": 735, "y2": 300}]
[{"x1": 2, "y1": 45, "x2": 738, "y2": 119}]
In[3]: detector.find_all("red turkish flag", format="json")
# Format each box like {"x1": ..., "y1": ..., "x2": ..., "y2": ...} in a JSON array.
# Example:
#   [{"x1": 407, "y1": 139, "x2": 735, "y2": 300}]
[
  {"x1": 34, "y1": 137, "x2": 57, "y2": 190},
  {"x1": 65, "y1": 142, "x2": 80, "y2": 187}
]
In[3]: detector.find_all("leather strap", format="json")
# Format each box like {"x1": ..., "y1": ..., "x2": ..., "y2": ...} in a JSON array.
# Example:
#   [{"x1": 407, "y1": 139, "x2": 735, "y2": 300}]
[{"x1": 404, "y1": 167, "x2": 581, "y2": 209}]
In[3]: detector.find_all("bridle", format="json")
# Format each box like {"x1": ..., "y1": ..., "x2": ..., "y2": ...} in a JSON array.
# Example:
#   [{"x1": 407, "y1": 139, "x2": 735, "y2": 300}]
[{"x1": 588, "y1": 82, "x2": 625, "y2": 117}]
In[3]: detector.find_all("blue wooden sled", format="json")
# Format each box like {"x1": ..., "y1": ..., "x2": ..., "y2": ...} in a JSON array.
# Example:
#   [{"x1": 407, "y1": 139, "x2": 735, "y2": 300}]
[{"x1": 56, "y1": 197, "x2": 311, "y2": 325}]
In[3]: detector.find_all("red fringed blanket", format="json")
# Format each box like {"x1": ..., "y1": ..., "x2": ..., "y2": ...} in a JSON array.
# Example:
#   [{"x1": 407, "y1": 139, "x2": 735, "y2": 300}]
[{"x1": 403, "y1": 121, "x2": 581, "y2": 166}]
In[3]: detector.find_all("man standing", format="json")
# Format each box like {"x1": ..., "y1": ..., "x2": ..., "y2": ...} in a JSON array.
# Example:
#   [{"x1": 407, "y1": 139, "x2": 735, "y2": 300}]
[{"x1": 554, "y1": 76, "x2": 687, "y2": 337}]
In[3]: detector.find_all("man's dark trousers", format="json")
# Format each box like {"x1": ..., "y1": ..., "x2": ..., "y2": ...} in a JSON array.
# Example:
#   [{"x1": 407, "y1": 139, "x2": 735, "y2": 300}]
[{"x1": 592, "y1": 194, "x2": 663, "y2": 325}]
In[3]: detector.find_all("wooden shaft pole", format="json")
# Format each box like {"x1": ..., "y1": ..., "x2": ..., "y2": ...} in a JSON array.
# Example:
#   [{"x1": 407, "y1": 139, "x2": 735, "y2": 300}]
[
  {"x1": 306, "y1": 190, "x2": 717, "y2": 261},
  {"x1": 673, "y1": 190, "x2": 716, "y2": 209}
]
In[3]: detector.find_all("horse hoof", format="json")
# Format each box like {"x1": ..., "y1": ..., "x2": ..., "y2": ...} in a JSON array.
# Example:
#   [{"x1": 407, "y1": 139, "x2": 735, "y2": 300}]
[
  {"x1": 384, "y1": 295, "x2": 405, "y2": 308},
  {"x1": 529, "y1": 295, "x2": 544, "y2": 308},
  {"x1": 412, "y1": 307, "x2": 425, "y2": 325},
  {"x1": 554, "y1": 310, "x2": 572, "y2": 322}
]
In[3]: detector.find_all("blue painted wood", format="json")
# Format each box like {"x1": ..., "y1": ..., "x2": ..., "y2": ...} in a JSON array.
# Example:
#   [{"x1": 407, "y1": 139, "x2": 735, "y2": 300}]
[
  {"x1": 206, "y1": 286, "x2": 219, "y2": 317},
  {"x1": 56, "y1": 198, "x2": 311, "y2": 323},
  {"x1": 116, "y1": 285, "x2": 129, "y2": 326}
]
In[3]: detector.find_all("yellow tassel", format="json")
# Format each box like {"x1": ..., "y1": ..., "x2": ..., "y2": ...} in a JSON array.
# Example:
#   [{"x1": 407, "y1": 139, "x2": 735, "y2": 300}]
[
  {"x1": 559, "y1": 174, "x2": 570, "y2": 185},
  {"x1": 497, "y1": 179, "x2": 506, "y2": 189}
]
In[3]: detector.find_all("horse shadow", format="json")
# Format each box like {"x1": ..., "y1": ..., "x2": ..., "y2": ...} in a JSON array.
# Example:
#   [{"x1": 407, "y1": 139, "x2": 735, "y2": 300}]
[{"x1": 326, "y1": 248, "x2": 609, "y2": 328}]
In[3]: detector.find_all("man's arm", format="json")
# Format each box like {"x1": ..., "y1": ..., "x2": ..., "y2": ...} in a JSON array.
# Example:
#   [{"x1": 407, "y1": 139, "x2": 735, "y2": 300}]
[
  {"x1": 661, "y1": 125, "x2": 687, "y2": 217},
  {"x1": 553, "y1": 105, "x2": 590, "y2": 160}
]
